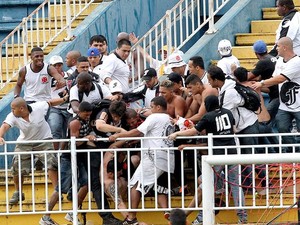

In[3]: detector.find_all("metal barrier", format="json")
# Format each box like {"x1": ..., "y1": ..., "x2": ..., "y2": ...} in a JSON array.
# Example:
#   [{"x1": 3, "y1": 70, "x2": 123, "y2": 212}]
[
  {"x1": 1, "y1": 132, "x2": 300, "y2": 224},
  {"x1": 0, "y1": 0, "x2": 97, "y2": 90}
]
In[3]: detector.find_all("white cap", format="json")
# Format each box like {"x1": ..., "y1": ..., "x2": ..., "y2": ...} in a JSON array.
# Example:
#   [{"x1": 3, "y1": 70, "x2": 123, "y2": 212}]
[
  {"x1": 109, "y1": 80, "x2": 122, "y2": 93},
  {"x1": 168, "y1": 53, "x2": 186, "y2": 68},
  {"x1": 49, "y1": 55, "x2": 63, "y2": 65},
  {"x1": 218, "y1": 39, "x2": 232, "y2": 56}
]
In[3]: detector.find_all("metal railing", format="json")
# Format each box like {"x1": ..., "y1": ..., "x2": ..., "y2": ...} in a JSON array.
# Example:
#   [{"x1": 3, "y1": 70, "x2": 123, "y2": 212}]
[
  {"x1": 0, "y1": 0, "x2": 97, "y2": 90},
  {"x1": 130, "y1": 0, "x2": 232, "y2": 86},
  {"x1": 1, "y1": 133, "x2": 300, "y2": 224}
]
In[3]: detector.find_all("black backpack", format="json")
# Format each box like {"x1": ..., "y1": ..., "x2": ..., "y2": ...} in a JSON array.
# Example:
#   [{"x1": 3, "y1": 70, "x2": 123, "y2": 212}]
[{"x1": 221, "y1": 82, "x2": 261, "y2": 112}]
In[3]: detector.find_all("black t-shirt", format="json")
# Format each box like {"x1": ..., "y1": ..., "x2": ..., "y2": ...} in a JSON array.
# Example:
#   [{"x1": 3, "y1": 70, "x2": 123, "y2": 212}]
[
  {"x1": 252, "y1": 55, "x2": 279, "y2": 100},
  {"x1": 194, "y1": 108, "x2": 236, "y2": 155}
]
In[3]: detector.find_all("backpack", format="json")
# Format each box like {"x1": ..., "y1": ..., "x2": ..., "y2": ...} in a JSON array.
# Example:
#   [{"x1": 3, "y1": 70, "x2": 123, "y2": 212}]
[{"x1": 221, "y1": 82, "x2": 261, "y2": 112}]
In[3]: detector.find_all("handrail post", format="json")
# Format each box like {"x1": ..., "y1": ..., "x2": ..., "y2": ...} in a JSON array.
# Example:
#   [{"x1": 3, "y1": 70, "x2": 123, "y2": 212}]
[
  {"x1": 22, "y1": 18, "x2": 28, "y2": 65},
  {"x1": 70, "y1": 136, "x2": 78, "y2": 225},
  {"x1": 202, "y1": 155, "x2": 215, "y2": 225},
  {"x1": 206, "y1": 0, "x2": 217, "y2": 34},
  {"x1": 65, "y1": 0, "x2": 73, "y2": 41},
  {"x1": 166, "y1": 10, "x2": 172, "y2": 58}
]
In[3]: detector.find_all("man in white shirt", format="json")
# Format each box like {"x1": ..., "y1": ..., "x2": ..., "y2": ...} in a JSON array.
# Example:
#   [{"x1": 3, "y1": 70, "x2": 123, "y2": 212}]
[{"x1": 95, "y1": 39, "x2": 131, "y2": 93}]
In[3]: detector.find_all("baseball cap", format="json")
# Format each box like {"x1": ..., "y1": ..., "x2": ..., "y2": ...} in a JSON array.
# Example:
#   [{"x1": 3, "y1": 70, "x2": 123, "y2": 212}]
[
  {"x1": 142, "y1": 68, "x2": 157, "y2": 81},
  {"x1": 253, "y1": 40, "x2": 267, "y2": 54},
  {"x1": 218, "y1": 39, "x2": 232, "y2": 56},
  {"x1": 168, "y1": 72, "x2": 182, "y2": 83},
  {"x1": 49, "y1": 55, "x2": 63, "y2": 65},
  {"x1": 87, "y1": 47, "x2": 100, "y2": 57},
  {"x1": 168, "y1": 53, "x2": 186, "y2": 68},
  {"x1": 109, "y1": 80, "x2": 123, "y2": 93}
]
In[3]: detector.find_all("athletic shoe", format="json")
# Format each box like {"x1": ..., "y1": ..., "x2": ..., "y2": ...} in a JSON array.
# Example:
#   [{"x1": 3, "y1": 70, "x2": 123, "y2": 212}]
[
  {"x1": 192, "y1": 217, "x2": 202, "y2": 225},
  {"x1": 9, "y1": 191, "x2": 25, "y2": 204},
  {"x1": 102, "y1": 215, "x2": 123, "y2": 225},
  {"x1": 65, "y1": 212, "x2": 83, "y2": 225},
  {"x1": 123, "y1": 217, "x2": 139, "y2": 225},
  {"x1": 39, "y1": 216, "x2": 59, "y2": 225}
]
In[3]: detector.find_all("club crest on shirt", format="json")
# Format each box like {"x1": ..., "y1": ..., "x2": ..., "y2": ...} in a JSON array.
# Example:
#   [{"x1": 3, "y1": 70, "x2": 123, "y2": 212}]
[
  {"x1": 40, "y1": 75, "x2": 49, "y2": 84},
  {"x1": 280, "y1": 81, "x2": 300, "y2": 109}
]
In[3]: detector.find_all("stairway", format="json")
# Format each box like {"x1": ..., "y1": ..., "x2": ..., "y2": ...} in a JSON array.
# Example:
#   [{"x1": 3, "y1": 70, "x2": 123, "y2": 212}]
[
  {"x1": 231, "y1": 0, "x2": 300, "y2": 70},
  {"x1": 0, "y1": 1, "x2": 102, "y2": 100}
]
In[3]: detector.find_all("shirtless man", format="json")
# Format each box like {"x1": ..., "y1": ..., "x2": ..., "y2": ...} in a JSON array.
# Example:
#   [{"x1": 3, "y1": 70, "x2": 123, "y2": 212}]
[
  {"x1": 184, "y1": 74, "x2": 218, "y2": 123},
  {"x1": 159, "y1": 79, "x2": 187, "y2": 118}
]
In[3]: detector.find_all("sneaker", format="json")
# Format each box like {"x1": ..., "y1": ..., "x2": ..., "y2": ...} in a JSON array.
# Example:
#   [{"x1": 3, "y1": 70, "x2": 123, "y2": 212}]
[
  {"x1": 192, "y1": 217, "x2": 202, "y2": 225},
  {"x1": 122, "y1": 217, "x2": 139, "y2": 225},
  {"x1": 65, "y1": 212, "x2": 83, "y2": 225},
  {"x1": 102, "y1": 215, "x2": 123, "y2": 225},
  {"x1": 9, "y1": 191, "x2": 25, "y2": 204},
  {"x1": 39, "y1": 216, "x2": 59, "y2": 225},
  {"x1": 238, "y1": 219, "x2": 248, "y2": 224},
  {"x1": 35, "y1": 159, "x2": 44, "y2": 171},
  {"x1": 164, "y1": 211, "x2": 170, "y2": 220}
]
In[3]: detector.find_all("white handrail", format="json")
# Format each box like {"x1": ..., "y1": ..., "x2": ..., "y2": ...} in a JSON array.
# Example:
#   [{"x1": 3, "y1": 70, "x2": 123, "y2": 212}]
[
  {"x1": 0, "y1": 0, "x2": 97, "y2": 91},
  {"x1": 130, "y1": 0, "x2": 232, "y2": 86}
]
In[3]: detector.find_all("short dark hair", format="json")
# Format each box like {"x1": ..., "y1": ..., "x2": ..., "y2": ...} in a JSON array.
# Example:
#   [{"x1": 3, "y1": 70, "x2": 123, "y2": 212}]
[
  {"x1": 125, "y1": 108, "x2": 138, "y2": 119},
  {"x1": 31, "y1": 47, "x2": 43, "y2": 54},
  {"x1": 89, "y1": 34, "x2": 107, "y2": 45},
  {"x1": 185, "y1": 74, "x2": 203, "y2": 86},
  {"x1": 107, "y1": 159, "x2": 123, "y2": 173},
  {"x1": 109, "y1": 101, "x2": 127, "y2": 117},
  {"x1": 78, "y1": 101, "x2": 93, "y2": 112},
  {"x1": 77, "y1": 56, "x2": 89, "y2": 64},
  {"x1": 234, "y1": 67, "x2": 248, "y2": 82},
  {"x1": 169, "y1": 208, "x2": 186, "y2": 225},
  {"x1": 278, "y1": 0, "x2": 295, "y2": 9},
  {"x1": 189, "y1": 56, "x2": 205, "y2": 69},
  {"x1": 117, "y1": 39, "x2": 131, "y2": 49},
  {"x1": 151, "y1": 96, "x2": 167, "y2": 110},
  {"x1": 207, "y1": 65, "x2": 225, "y2": 82},
  {"x1": 77, "y1": 72, "x2": 93, "y2": 83}
]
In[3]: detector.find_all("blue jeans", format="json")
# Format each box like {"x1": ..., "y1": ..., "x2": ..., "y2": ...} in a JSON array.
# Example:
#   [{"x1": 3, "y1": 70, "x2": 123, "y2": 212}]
[
  {"x1": 47, "y1": 107, "x2": 71, "y2": 139},
  {"x1": 276, "y1": 109, "x2": 300, "y2": 152},
  {"x1": 266, "y1": 97, "x2": 279, "y2": 123}
]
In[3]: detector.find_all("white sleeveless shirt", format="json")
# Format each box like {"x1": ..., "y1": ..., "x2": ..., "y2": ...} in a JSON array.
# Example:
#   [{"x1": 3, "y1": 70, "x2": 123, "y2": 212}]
[{"x1": 24, "y1": 63, "x2": 52, "y2": 102}]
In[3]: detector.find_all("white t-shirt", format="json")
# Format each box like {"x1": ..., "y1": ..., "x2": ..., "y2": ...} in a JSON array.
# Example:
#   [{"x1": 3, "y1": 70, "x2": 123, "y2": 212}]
[
  {"x1": 273, "y1": 56, "x2": 300, "y2": 112},
  {"x1": 24, "y1": 63, "x2": 52, "y2": 102},
  {"x1": 217, "y1": 55, "x2": 240, "y2": 77},
  {"x1": 96, "y1": 53, "x2": 130, "y2": 93},
  {"x1": 137, "y1": 113, "x2": 175, "y2": 172},
  {"x1": 4, "y1": 101, "x2": 52, "y2": 141}
]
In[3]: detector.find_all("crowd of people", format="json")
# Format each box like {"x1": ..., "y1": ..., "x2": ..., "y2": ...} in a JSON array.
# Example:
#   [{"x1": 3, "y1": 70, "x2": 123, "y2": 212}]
[{"x1": 0, "y1": 0, "x2": 300, "y2": 224}]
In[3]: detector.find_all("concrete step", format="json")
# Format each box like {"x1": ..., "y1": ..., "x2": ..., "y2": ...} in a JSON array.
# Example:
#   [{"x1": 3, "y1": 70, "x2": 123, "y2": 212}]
[
  {"x1": 235, "y1": 33, "x2": 275, "y2": 46},
  {"x1": 49, "y1": 3, "x2": 99, "y2": 18},
  {"x1": 34, "y1": 17, "x2": 84, "y2": 30},
  {"x1": 231, "y1": 46, "x2": 273, "y2": 59},
  {"x1": 251, "y1": 20, "x2": 281, "y2": 33}
]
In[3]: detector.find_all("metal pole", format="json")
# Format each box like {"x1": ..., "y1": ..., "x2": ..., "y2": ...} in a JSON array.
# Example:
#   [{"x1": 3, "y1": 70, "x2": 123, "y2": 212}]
[
  {"x1": 22, "y1": 18, "x2": 28, "y2": 65},
  {"x1": 166, "y1": 10, "x2": 172, "y2": 59},
  {"x1": 70, "y1": 136, "x2": 78, "y2": 225},
  {"x1": 206, "y1": 0, "x2": 217, "y2": 34},
  {"x1": 65, "y1": 0, "x2": 73, "y2": 41}
]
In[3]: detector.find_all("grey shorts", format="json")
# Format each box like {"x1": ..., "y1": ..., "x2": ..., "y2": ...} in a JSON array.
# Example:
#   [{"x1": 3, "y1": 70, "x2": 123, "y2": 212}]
[{"x1": 11, "y1": 142, "x2": 58, "y2": 176}]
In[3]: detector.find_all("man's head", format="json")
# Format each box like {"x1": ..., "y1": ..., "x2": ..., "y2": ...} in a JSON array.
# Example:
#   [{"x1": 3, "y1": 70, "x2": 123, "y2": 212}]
[
  {"x1": 188, "y1": 56, "x2": 205, "y2": 76},
  {"x1": 276, "y1": 0, "x2": 295, "y2": 16},
  {"x1": 116, "y1": 32, "x2": 130, "y2": 43},
  {"x1": 87, "y1": 47, "x2": 101, "y2": 69},
  {"x1": 142, "y1": 68, "x2": 158, "y2": 89},
  {"x1": 78, "y1": 101, "x2": 93, "y2": 121},
  {"x1": 31, "y1": 47, "x2": 44, "y2": 68},
  {"x1": 159, "y1": 45, "x2": 175, "y2": 60},
  {"x1": 49, "y1": 55, "x2": 64, "y2": 73},
  {"x1": 204, "y1": 95, "x2": 220, "y2": 112},
  {"x1": 109, "y1": 100, "x2": 127, "y2": 124},
  {"x1": 11, "y1": 97, "x2": 28, "y2": 118},
  {"x1": 168, "y1": 53, "x2": 187, "y2": 75},
  {"x1": 150, "y1": 96, "x2": 167, "y2": 113},
  {"x1": 125, "y1": 108, "x2": 140, "y2": 129},
  {"x1": 77, "y1": 72, "x2": 93, "y2": 93},
  {"x1": 253, "y1": 40, "x2": 268, "y2": 57},
  {"x1": 76, "y1": 56, "x2": 90, "y2": 73},
  {"x1": 185, "y1": 74, "x2": 204, "y2": 96},
  {"x1": 116, "y1": 39, "x2": 131, "y2": 61},
  {"x1": 168, "y1": 72, "x2": 183, "y2": 92},
  {"x1": 234, "y1": 67, "x2": 248, "y2": 83},
  {"x1": 277, "y1": 36, "x2": 294, "y2": 57},
  {"x1": 207, "y1": 65, "x2": 226, "y2": 88},
  {"x1": 159, "y1": 79, "x2": 174, "y2": 102},
  {"x1": 65, "y1": 50, "x2": 81, "y2": 67},
  {"x1": 169, "y1": 208, "x2": 187, "y2": 225},
  {"x1": 218, "y1": 39, "x2": 232, "y2": 57},
  {"x1": 89, "y1": 34, "x2": 108, "y2": 55}
]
